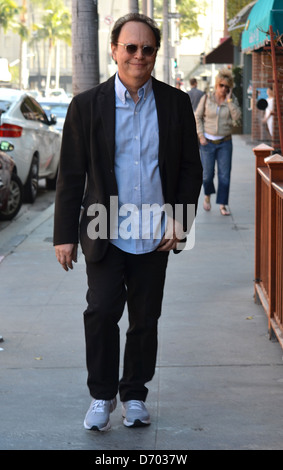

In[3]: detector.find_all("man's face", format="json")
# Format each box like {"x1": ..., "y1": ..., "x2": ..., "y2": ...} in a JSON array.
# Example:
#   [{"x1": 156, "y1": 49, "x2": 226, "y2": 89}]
[{"x1": 111, "y1": 21, "x2": 157, "y2": 88}]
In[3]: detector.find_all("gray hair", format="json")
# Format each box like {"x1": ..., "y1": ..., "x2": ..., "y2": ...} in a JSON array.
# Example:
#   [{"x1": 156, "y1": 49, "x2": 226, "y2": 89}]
[{"x1": 111, "y1": 13, "x2": 161, "y2": 50}]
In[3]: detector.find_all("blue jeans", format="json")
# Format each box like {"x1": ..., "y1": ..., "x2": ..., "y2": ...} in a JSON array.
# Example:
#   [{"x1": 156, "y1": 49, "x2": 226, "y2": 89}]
[{"x1": 200, "y1": 139, "x2": 233, "y2": 205}]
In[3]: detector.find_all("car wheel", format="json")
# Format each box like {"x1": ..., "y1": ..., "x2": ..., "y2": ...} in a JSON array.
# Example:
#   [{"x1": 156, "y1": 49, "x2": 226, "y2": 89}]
[
  {"x1": 0, "y1": 173, "x2": 23, "y2": 221},
  {"x1": 24, "y1": 154, "x2": 39, "y2": 203}
]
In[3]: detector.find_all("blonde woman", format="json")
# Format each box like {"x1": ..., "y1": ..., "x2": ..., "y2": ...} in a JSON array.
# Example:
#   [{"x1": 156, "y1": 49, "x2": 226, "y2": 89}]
[{"x1": 195, "y1": 69, "x2": 241, "y2": 215}]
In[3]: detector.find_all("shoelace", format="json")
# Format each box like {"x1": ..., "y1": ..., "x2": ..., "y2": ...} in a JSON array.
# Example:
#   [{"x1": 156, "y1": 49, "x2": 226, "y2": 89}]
[
  {"x1": 91, "y1": 400, "x2": 107, "y2": 413},
  {"x1": 127, "y1": 400, "x2": 144, "y2": 410}
]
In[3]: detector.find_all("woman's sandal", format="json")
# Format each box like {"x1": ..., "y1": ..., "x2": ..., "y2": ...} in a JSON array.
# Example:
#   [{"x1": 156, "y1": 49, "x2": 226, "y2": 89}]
[{"x1": 220, "y1": 206, "x2": 230, "y2": 216}]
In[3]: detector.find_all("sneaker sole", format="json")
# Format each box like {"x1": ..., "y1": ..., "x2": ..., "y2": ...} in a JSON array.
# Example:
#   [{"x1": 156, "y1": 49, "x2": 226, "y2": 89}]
[
  {"x1": 123, "y1": 417, "x2": 151, "y2": 427},
  {"x1": 84, "y1": 418, "x2": 111, "y2": 432}
]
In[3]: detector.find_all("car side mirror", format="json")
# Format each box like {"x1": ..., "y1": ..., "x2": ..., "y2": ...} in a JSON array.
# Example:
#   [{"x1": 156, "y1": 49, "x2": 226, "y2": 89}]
[{"x1": 49, "y1": 114, "x2": 57, "y2": 125}]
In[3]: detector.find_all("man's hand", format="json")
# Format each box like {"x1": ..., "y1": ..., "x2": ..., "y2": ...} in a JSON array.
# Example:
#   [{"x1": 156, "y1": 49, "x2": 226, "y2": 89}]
[
  {"x1": 157, "y1": 217, "x2": 185, "y2": 252},
  {"x1": 55, "y1": 243, "x2": 78, "y2": 271}
]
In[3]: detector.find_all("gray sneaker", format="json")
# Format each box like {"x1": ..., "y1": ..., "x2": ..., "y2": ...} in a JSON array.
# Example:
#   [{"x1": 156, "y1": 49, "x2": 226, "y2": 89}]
[
  {"x1": 84, "y1": 398, "x2": 117, "y2": 431},
  {"x1": 122, "y1": 400, "x2": 151, "y2": 427}
]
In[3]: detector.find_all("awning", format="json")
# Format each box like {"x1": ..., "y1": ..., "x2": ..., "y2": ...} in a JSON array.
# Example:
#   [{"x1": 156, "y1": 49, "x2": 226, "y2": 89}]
[
  {"x1": 204, "y1": 36, "x2": 234, "y2": 64},
  {"x1": 241, "y1": 0, "x2": 283, "y2": 52}
]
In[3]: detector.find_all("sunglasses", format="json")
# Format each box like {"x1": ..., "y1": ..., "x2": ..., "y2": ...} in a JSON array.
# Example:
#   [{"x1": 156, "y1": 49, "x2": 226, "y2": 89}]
[
  {"x1": 219, "y1": 83, "x2": 230, "y2": 90},
  {"x1": 117, "y1": 42, "x2": 158, "y2": 57}
]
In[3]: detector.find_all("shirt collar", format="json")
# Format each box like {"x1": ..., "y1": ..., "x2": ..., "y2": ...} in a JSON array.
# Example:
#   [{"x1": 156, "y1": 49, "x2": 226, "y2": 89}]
[{"x1": 115, "y1": 72, "x2": 152, "y2": 104}]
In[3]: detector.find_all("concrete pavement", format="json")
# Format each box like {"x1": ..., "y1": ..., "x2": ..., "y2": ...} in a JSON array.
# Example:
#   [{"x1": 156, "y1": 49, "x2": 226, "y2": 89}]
[{"x1": 1, "y1": 135, "x2": 283, "y2": 451}]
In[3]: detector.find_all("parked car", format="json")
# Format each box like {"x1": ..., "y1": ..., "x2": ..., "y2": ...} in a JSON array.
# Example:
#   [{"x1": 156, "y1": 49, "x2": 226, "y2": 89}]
[
  {"x1": 0, "y1": 88, "x2": 62, "y2": 202},
  {"x1": 0, "y1": 142, "x2": 23, "y2": 220},
  {"x1": 38, "y1": 99, "x2": 70, "y2": 133}
]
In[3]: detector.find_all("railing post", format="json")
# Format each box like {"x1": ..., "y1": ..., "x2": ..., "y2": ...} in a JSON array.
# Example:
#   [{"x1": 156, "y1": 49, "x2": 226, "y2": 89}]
[
  {"x1": 253, "y1": 144, "x2": 274, "y2": 304},
  {"x1": 253, "y1": 144, "x2": 274, "y2": 167},
  {"x1": 264, "y1": 154, "x2": 283, "y2": 337}
]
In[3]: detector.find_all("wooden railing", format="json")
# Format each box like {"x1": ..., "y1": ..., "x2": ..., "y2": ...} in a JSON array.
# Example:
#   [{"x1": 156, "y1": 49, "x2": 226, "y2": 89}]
[{"x1": 253, "y1": 144, "x2": 283, "y2": 347}]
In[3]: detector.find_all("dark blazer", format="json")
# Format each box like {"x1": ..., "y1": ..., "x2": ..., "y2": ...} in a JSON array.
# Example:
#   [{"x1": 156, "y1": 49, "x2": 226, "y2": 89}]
[{"x1": 53, "y1": 75, "x2": 203, "y2": 262}]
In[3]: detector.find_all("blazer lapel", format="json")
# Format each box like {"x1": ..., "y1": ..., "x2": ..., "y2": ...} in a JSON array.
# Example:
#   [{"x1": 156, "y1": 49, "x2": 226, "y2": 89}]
[
  {"x1": 152, "y1": 77, "x2": 170, "y2": 171},
  {"x1": 98, "y1": 75, "x2": 116, "y2": 170}
]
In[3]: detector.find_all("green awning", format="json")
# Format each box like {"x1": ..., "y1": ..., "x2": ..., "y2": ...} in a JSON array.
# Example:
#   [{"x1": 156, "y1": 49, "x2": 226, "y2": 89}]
[{"x1": 241, "y1": 0, "x2": 283, "y2": 52}]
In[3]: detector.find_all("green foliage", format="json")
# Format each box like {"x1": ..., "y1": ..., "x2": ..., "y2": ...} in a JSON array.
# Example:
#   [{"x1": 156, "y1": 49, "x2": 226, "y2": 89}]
[
  {"x1": 13, "y1": 22, "x2": 29, "y2": 41},
  {"x1": 176, "y1": 0, "x2": 206, "y2": 39},
  {"x1": 232, "y1": 65, "x2": 243, "y2": 107},
  {"x1": 227, "y1": 0, "x2": 251, "y2": 19},
  {"x1": 0, "y1": 0, "x2": 18, "y2": 32},
  {"x1": 32, "y1": 0, "x2": 71, "y2": 47},
  {"x1": 152, "y1": 0, "x2": 206, "y2": 39},
  {"x1": 227, "y1": 0, "x2": 252, "y2": 46}
]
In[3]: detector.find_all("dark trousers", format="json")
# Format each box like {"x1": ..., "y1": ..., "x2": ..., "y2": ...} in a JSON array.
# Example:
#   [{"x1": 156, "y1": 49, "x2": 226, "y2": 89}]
[{"x1": 83, "y1": 243, "x2": 169, "y2": 402}]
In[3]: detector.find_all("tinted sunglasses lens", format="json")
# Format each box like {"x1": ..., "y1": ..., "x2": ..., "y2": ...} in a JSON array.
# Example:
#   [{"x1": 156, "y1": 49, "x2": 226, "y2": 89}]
[
  {"x1": 142, "y1": 46, "x2": 155, "y2": 56},
  {"x1": 126, "y1": 44, "x2": 138, "y2": 54},
  {"x1": 220, "y1": 84, "x2": 229, "y2": 90},
  {"x1": 125, "y1": 44, "x2": 155, "y2": 56}
]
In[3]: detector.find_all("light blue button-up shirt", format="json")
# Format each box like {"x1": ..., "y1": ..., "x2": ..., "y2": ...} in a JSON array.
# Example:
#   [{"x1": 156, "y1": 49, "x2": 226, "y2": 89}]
[{"x1": 110, "y1": 73, "x2": 165, "y2": 254}]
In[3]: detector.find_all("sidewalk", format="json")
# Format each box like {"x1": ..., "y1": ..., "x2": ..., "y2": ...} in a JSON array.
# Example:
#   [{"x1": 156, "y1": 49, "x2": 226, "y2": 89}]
[{"x1": 1, "y1": 135, "x2": 283, "y2": 451}]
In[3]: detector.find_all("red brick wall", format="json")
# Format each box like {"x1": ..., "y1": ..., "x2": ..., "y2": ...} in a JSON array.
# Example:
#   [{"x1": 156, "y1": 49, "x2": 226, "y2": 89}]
[{"x1": 273, "y1": 52, "x2": 283, "y2": 152}]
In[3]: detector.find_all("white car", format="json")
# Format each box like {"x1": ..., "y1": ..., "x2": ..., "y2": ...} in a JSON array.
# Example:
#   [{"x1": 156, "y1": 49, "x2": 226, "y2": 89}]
[
  {"x1": 38, "y1": 99, "x2": 70, "y2": 133},
  {"x1": 0, "y1": 88, "x2": 61, "y2": 202}
]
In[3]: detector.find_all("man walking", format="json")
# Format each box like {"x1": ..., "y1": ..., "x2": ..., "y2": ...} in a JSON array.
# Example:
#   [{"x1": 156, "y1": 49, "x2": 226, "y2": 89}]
[
  {"x1": 54, "y1": 13, "x2": 202, "y2": 432},
  {"x1": 188, "y1": 78, "x2": 205, "y2": 111}
]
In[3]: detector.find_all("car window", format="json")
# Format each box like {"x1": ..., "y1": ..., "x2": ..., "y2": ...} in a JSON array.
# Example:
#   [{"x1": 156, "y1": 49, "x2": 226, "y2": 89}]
[
  {"x1": 0, "y1": 100, "x2": 12, "y2": 115},
  {"x1": 20, "y1": 97, "x2": 49, "y2": 124},
  {"x1": 40, "y1": 103, "x2": 68, "y2": 118}
]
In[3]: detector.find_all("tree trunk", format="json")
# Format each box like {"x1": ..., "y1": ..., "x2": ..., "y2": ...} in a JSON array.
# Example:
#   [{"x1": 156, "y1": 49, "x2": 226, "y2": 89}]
[
  {"x1": 55, "y1": 40, "x2": 60, "y2": 89},
  {"x1": 72, "y1": 0, "x2": 100, "y2": 95},
  {"x1": 142, "y1": 0, "x2": 153, "y2": 17},
  {"x1": 45, "y1": 39, "x2": 53, "y2": 96},
  {"x1": 142, "y1": 0, "x2": 147, "y2": 13},
  {"x1": 147, "y1": 0, "x2": 154, "y2": 18},
  {"x1": 129, "y1": 0, "x2": 139, "y2": 13}
]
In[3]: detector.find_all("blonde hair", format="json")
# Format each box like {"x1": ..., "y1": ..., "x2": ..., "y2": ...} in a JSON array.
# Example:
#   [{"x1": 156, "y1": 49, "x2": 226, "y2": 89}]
[{"x1": 215, "y1": 68, "x2": 234, "y2": 89}]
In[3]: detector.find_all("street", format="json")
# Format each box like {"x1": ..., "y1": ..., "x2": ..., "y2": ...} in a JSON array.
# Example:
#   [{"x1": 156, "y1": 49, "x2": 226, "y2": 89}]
[{"x1": 0, "y1": 181, "x2": 56, "y2": 261}]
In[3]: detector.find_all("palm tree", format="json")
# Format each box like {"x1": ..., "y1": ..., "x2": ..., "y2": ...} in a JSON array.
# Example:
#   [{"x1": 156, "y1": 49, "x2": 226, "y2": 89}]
[
  {"x1": 11, "y1": 0, "x2": 30, "y2": 89},
  {"x1": 72, "y1": 0, "x2": 99, "y2": 95},
  {"x1": 154, "y1": 0, "x2": 203, "y2": 39},
  {"x1": 141, "y1": 1, "x2": 153, "y2": 17},
  {"x1": 33, "y1": 0, "x2": 71, "y2": 95},
  {"x1": 0, "y1": 0, "x2": 18, "y2": 33}
]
